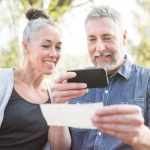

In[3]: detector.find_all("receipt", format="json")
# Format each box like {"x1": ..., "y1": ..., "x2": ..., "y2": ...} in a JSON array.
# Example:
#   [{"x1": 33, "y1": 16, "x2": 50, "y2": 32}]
[{"x1": 40, "y1": 102, "x2": 103, "y2": 129}]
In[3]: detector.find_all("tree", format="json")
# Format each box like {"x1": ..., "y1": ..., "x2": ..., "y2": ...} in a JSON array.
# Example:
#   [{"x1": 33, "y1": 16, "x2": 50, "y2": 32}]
[
  {"x1": 0, "y1": 0, "x2": 25, "y2": 68},
  {"x1": 0, "y1": 0, "x2": 93, "y2": 71},
  {"x1": 129, "y1": 0, "x2": 150, "y2": 67}
]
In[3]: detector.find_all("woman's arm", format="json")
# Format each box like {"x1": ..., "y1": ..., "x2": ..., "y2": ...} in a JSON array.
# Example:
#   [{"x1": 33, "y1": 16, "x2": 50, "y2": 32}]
[{"x1": 48, "y1": 126, "x2": 71, "y2": 150}]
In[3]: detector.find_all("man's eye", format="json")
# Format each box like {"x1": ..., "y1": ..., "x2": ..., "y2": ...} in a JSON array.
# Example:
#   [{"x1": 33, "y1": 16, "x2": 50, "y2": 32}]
[
  {"x1": 89, "y1": 38, "x2": 96, "y2": 41},
  {"x1": 104, "y1": 37, "x2": 113, "y2": 41},
  {"x1": 42, "y1": 45, "x2": 49, "y2": 48}
]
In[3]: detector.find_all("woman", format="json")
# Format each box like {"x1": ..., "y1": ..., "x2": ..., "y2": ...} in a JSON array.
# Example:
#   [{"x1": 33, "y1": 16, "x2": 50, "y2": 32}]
[{"x1": 0, "y1": 8, "x2": 62, "y2": 150}]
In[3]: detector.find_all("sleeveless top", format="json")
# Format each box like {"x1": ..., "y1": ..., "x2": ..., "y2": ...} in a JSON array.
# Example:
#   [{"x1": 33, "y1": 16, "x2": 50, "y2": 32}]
[{"x1": 0, "y1": 87, "x2": 51, "y2": 150}]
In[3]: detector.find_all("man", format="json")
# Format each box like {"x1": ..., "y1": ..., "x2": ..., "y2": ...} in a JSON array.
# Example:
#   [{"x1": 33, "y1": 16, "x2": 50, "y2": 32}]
[{"x1": 49, "y1": 6, "x2": 150, "y2": 150}]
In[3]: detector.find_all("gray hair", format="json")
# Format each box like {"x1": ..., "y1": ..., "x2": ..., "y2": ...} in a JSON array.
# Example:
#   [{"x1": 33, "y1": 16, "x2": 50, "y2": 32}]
[
  {"x1": 85, "y1": 6, "x2": 124, "y2": 31},
  {"x1": 23, "y1": 18, "x2": 61, "y2": 43}
]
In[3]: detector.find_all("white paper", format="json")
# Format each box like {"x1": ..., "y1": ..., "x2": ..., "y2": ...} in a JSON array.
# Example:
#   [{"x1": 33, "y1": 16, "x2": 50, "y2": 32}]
[{"x1": 40, "y1": 102, "x2": 103, "y2": 129}]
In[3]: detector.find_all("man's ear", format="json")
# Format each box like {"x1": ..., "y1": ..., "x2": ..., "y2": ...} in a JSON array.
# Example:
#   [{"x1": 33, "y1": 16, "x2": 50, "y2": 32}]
[
  {"x1": 22, "y1": 41, "x2": 30, "y2": 55},
  {"x1": 123, "y1": 30, "x2": 127, "y2": 45}
]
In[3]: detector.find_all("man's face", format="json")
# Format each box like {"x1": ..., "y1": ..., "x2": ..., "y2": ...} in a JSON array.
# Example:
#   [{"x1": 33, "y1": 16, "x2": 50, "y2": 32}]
[{"x1": 85, "y1": 17, "x2": 126, "y2": 75}]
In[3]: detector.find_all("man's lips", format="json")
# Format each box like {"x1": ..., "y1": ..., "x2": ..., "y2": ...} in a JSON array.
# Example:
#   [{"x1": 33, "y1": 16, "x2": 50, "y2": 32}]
[{"x1": 95, "y1": 54, "x2": 111, "y2": 59}]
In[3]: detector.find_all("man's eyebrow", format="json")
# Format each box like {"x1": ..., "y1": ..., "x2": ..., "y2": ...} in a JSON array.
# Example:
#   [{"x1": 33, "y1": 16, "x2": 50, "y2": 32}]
[
  {"x1": 87, "y1": 35, "x2": 95, "y2": 38},
  {"x1": 102, "y1": 34, "x2": 113, "y2": 36},
  {"x1": 87, "y1": 34, "x2": 113, "y2": 37}
]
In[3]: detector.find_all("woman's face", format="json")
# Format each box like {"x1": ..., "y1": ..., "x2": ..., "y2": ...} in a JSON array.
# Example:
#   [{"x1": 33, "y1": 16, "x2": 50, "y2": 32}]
[{"x1": 23, "y1": 25, "x2": 62, "y2": 75}]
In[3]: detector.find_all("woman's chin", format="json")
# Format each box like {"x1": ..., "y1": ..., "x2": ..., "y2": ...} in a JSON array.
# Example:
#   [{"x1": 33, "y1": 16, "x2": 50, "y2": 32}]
[{"x1": 44, "y1": 70, "x2": 54, "y2": 75}]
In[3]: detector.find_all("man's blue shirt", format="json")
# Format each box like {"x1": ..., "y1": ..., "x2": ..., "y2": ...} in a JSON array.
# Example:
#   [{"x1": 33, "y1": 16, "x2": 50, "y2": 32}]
[{"x1": 68, "y1": 56, "x2": 150, "y2": 150}]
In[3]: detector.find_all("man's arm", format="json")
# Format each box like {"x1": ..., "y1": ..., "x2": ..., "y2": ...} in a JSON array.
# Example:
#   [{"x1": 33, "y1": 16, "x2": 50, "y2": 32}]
[
  {"x1": 48, "y1": 126, "x2": 71, "y2": 150},
  {"x1": 91, "y1": 104, "x2": 150, "y2": 150},
  {"x1": 50, "y1": 72, "x2": 88, "y2": 103},
  {"x1": 131, "y1": 125, "x2": 150, "y2": 150},
  {"x1": 48, "y1": 72, "x2": 88, "y2": 150}
]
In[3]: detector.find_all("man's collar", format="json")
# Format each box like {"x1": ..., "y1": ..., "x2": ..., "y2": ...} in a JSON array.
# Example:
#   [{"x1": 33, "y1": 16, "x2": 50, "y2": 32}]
[{"x1": 117, "y1": 55, "x2": 132, "y2": 80}]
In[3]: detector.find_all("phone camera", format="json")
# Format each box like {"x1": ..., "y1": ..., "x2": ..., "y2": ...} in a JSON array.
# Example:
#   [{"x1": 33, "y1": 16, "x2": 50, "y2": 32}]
[{"x1": 101, "y1": 70, "x2": 105, "y2": 73}]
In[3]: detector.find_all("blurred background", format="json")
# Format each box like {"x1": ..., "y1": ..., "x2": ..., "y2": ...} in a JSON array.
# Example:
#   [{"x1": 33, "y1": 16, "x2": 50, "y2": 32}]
[{"x1": 0, "y1": 0, "x2": 150, "y2": 81}]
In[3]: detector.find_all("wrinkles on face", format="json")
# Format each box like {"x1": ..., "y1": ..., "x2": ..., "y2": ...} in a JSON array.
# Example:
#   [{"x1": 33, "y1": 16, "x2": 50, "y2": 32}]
[
  {"x1": 86, "y1": 18, "x2": 125, "y2": 73},
  {"x1": 91, "y1": 49, "x2": 123, "y2": 72}
]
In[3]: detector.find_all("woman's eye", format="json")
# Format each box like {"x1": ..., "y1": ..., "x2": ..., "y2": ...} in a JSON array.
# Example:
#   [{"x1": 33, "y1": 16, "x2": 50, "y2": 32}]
[
  {"x1": 56, "y1": 46, "x2": 62, "y2": 50},
  {"x1": 42, "y1": 45, "x2": 49, "y2": 48}
]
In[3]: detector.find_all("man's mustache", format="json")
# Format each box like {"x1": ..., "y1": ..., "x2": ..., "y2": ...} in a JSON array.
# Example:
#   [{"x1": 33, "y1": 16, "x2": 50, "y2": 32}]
[{"x1": 93, "y1": 51, "x2": 112, "y2": 57}]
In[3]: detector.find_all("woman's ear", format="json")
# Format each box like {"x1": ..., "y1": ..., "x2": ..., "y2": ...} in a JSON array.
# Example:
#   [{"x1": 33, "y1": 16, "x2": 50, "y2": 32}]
[
  {"x1": 123, "y1": 30, "x2": 127, "y2": 45},
  {"x1": 22, "y1": 41, "x2": 29, "y2": 55}
]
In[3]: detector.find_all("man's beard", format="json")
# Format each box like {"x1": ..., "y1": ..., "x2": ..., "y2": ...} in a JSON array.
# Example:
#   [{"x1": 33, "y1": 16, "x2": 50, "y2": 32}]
[{"x1": 91, "y1": 50, "x2": 123, "y2": 72}]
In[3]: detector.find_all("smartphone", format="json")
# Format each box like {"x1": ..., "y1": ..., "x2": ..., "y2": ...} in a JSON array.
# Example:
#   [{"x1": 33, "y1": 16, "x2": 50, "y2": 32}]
[{"x1": 67, "y1": 68, "x2": 108, "y2": 88}]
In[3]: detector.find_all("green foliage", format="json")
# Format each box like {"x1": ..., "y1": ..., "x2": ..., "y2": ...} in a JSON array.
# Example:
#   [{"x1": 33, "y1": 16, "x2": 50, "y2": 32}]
[
  {"x1": 20, "y1": 0, "x2": 42, "y2": 8},
  {"x1": 0, "y1": 0, "x2": 24, "y2": 68},
  {"x1": 0, "y1": 37, "x2": 23, "y2": 68},
  {"x1": 47, "y1": 0, "x2": 72, "y2": 21},
  {"x1": 0, "y1": 0, "x2": 93, "y2": 73},
  {"x1": 0, "y1": 0, "x2": 74, "y2": 69},
  {"x1": 130, "y1": 0, "x2": 150, "y2": 67}
]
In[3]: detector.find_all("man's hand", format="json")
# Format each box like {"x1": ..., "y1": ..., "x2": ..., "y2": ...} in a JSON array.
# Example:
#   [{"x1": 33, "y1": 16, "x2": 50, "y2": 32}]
[
  {"x1": 91, "y1": 105, "x2": 150, "y2": 149},
  {"x1": 51, "y1": 72, "x2": 88, "y2": 103}
]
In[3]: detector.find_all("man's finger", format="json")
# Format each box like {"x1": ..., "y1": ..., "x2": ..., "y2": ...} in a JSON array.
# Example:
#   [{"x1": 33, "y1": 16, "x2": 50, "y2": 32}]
[
  {"x1": 54, "y1": 72, "x2": 77, "y2": 83},
  {"x1": 95, "y1": 105, "x2": 142, "y2": 116}
]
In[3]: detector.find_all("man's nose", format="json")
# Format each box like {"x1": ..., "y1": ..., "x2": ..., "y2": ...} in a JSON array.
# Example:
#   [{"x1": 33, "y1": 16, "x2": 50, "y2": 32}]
[{"x1": 96, "y1": 41, "x2": 105, "y2": 52}]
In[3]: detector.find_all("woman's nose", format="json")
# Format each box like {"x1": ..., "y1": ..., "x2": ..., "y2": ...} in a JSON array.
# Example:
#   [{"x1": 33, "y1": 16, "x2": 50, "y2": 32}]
[{"x1": 49, "y1": 47, "x2": 57, "y2": 57}]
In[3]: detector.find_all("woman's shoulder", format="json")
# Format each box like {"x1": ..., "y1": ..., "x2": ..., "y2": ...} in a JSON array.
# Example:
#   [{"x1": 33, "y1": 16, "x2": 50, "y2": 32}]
[
  {"x1": 0, "y1": 68, "x2": 14, "y2": 80},
  {"x1": 0, "y1": 67, "x2": 13, "y2": 72}
]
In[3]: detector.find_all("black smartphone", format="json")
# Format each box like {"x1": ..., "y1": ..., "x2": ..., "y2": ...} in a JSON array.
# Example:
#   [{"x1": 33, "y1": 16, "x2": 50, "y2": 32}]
[{"x1": 67, "y1": 68, "x2": 108, "y2": 88}]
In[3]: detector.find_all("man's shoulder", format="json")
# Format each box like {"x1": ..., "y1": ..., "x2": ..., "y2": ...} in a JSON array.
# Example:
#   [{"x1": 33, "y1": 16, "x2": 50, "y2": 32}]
[{"x1": 132, "y1": 63, "x2": 150, "y2": 73}]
